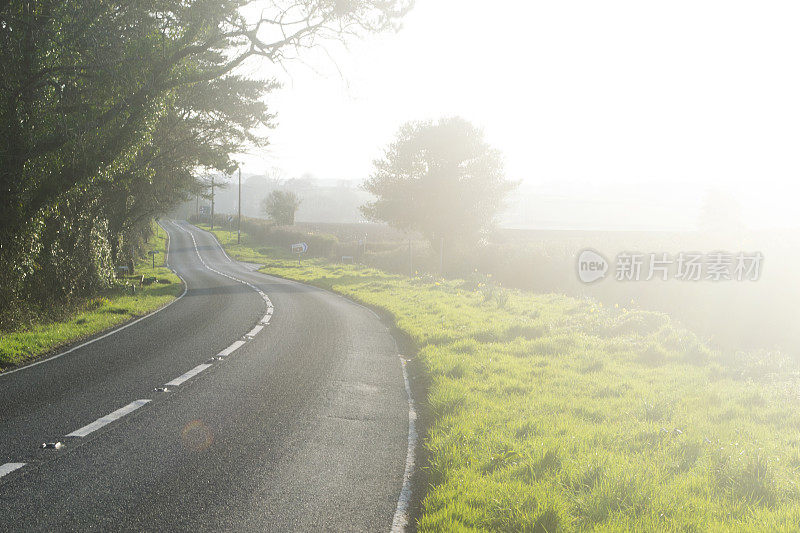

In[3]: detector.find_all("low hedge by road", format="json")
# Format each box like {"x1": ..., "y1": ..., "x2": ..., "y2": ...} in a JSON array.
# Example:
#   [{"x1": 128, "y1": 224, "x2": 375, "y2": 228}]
[{"x1": 0, "y1": 223, "x2": 183, "y2": 371}]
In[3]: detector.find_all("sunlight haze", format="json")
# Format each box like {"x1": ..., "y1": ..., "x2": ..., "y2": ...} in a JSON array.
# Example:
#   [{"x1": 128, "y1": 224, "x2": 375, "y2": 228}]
[{"x1": 240, "y1": 0, "x2": 800, "y2": 230}]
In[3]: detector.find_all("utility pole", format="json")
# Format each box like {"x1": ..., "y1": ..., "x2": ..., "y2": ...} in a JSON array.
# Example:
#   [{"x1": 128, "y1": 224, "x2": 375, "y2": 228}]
[
  {"x1": 210, "y1": 175, "x2": 215, "y2": 230},
  {"x1": 237, "y1": 167, "x2": 242, "y2": 244}
]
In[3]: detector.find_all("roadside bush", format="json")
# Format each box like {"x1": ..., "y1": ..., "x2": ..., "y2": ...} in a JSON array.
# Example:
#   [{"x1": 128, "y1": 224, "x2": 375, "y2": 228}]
[{"x1": 0, "y1": 192, "x2": 118, "y2": 323}]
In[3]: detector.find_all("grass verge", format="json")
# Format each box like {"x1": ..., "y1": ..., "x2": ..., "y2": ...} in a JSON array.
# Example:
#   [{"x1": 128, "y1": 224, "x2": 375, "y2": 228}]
[
  {"x1": 206, "y1": 225, "x2": 800, "y2": 531},
  {"x1": 0, "y1": 223, "x2": 183, "y2": 371},
  {"x1": 195, "y1": 223, "x2": 295, "y2": 262}
]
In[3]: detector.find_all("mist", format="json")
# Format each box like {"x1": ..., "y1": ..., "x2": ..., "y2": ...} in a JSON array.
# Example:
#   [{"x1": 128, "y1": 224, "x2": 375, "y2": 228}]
[
  {"x1": 3, "y1": 1, "x2": 800, "y2": 530},
  {"x1": 239, "y1": 0, "x2": 800, "y2": 232}
]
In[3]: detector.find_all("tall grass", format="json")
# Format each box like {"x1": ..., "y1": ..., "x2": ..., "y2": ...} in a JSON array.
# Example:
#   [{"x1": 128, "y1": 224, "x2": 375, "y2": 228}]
[{"x1": 209, "y1": 227, "x2": 800, "y2": 530}]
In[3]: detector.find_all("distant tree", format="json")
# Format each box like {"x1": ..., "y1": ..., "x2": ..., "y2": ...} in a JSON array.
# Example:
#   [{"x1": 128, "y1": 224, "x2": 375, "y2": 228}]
[
  {"x1": 361, "y1": 117, "x2": 516, "y2": 246},
  {"x1": 262, "y1": 190, "x2": 301, "y2": 226}
]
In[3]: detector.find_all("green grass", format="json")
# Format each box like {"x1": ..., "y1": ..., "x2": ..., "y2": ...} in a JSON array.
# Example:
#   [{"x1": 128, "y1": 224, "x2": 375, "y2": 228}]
[
  {"x1": 195, "y1": 223, "x2": 295, "y2": 262},
  {"x1": 0, "y1": 223, "x2": 183, "y2": 370},
  {"x1": 206, "y1": 226, "x2": 800, "y2": 531}
]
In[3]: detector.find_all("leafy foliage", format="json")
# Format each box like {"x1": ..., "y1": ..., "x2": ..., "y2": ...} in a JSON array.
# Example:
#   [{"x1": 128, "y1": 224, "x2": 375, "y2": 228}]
[
  {"x1": 0, "y1": 221, "x2": 181, "y2": 368},
  {"x1": 262, "y1": 190, "x2": 302, "y2": 226},
  {"x1": 362, "y1": 117, "x2": 516, "y2": 247},
  {"x1": 0, "y1": 0, "x2": 410, "y2": 314}
]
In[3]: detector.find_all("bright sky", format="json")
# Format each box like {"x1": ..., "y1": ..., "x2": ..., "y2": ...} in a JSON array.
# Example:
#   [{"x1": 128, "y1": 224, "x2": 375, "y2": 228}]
[{"x1": 239, "y1": 0, "x2": 800, "y2": 230}]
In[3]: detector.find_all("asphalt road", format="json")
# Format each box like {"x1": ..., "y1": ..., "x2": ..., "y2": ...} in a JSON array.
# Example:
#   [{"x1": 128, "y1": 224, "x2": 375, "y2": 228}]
[{"x1": 0, "y1": 220, "x2": 411, "y2": 532}]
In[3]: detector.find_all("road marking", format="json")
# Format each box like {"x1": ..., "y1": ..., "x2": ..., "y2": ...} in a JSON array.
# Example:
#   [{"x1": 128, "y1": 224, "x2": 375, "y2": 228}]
[
  {"x1": 66, "y1": 400, "x2": 151, "y2": 438},
  {"x1": 180, "y1": 220, "x2": 416, "y2": 530},
  {"x1": 199, "y1": 225, "x2": 234, "y2": 263},
  {"x1": 170, "y1": 222, "x2": 272, "y2": 347},
  {"x1": 391, "y1": 358, "x2": 418, "y2": 533},
  {"x1": 179, "y1": 220, "x2": 417, "y2": 528},
  {"x1": 165, "y1": 364, "x2": 212, "y2": 387},
  {"x1": 246, "y1": 325, "x2": 263, "y2": 338},
  {"x1": 0, "y1": 463, "x2": 25, "y2": 478},
  {"x1": 172, "y1": 222, "x2": 272, "y2": 305},
  {"x1": 0, "y1": 274, "x2": 187, "y2": 380},
  {"x1": 218, "y1": 340, "x2": 246, "y2": 357},
  {"x1": 0, "y1": 223, "x2": 190, "y2": 379}
]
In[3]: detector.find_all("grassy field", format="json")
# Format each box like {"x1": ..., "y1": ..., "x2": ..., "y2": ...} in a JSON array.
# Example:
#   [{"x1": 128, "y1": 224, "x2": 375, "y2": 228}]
[
  {"x1": 202, "y1": 217, "x2": 800, "y2": 355},
  {"x1": 0, "y1": 223, "x2": 183, "y2": 370},
  {"x1": 208, "y1": 226, "x2": 800, "y2": 530}
]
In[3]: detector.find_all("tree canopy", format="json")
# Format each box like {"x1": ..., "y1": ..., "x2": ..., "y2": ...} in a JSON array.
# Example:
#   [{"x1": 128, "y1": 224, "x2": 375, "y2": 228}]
[
  {"x1": 0, "y1": 0, "x2": 410, "y2": 314},
  {"x1": 361, "y1": 117, "x2": 516, "y2": 247}
]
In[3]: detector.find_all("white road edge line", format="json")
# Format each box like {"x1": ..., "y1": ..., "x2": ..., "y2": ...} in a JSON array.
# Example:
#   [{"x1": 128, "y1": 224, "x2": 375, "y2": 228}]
[
  {"x1": 196, "y1": 220, "x2": 415, "y2": 531},
  {"x1": 198, "y1": 219, "x2": 416, "y2": 531},
  {"x1": 170, "y1": 220, "x2": 272, "y2": 341},
  {"x1": 165, "y1": 364, "x2": 212, "y2": 387},
  {"x1": 390, "y1": 358, "x2": 418, "y2": 533},
  {"x1": 0, "y1": 462, "x2": 26, "y2": 479},
  {"x1": 0, "y1": 224, "x2": 188, "y2": 379},
  {"x1": 200, "y1": 225, "x2": 234, "y2": 263},
  {"x1": 66, "y1": 400, "x2": 151, "y2": 438}
]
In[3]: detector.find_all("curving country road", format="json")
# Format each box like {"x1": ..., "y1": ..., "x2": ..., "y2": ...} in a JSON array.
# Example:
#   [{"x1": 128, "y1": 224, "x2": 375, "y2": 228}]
[{"x1": 0, "y1": 220, "x2": 412, "y2": 532}]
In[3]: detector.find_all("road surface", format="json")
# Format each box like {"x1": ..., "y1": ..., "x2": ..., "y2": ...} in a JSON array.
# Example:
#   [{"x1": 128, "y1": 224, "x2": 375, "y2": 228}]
[{"x1": 0, "y1": 220, "x2": 412, "y2": 532}]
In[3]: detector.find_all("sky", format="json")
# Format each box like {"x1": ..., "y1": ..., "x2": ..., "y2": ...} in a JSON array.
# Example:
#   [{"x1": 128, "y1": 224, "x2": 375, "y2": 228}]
[{"x1": 237, "y1": 0, "x2": 800, "y2": 230}]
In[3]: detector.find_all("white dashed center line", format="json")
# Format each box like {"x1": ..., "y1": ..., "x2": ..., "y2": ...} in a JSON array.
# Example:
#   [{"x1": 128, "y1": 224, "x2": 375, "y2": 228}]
[
  {"x1": 245, "y1": 325, "x2": 263, "y2": 338},
  {"x1": 165, "y1": 364, "x2": 212, "y2": 387},
  {"x1": 218, "y1": 340, "x2": 246, "y2": 357},
  {"x1": 66, "y1": 400, "x2": 151, "y2": 438},
  {"x1": 5, "y1": 222, "x2": 275, "y2": 474},
  {"x1": 0, "y1": 462, "x2": 26, "y2": 478}
]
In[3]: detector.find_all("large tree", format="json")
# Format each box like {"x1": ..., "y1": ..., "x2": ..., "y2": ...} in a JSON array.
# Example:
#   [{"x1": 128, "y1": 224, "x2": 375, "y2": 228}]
[
  {"x1": 0, "y1": 0, "x2": 410, "y2": 240},
  {"x1": 0, "y1": 0, "x2": 411, "y2": 311},
  {"x1": 361, "y1": 117, "x2": 516, "y2": 247}
]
